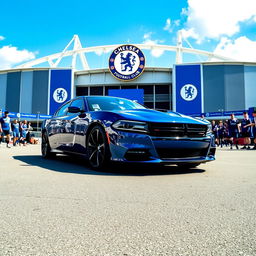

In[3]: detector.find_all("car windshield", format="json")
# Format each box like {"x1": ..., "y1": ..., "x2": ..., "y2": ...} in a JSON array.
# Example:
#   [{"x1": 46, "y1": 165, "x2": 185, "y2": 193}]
[{"x1": 87, "y1": 97, "x2": 146, "y2": 111}]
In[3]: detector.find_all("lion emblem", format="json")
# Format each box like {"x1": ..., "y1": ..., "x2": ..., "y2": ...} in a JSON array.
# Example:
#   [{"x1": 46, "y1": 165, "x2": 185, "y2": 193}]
[{"x1": 120, "y1": 53, "x2": 136, "y2": 72}]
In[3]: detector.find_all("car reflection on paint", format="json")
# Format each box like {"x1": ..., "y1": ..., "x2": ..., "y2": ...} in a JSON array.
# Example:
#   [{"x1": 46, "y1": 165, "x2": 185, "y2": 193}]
[{"x1": 41, "y1": 96, "x2": 216, "y2": 169}]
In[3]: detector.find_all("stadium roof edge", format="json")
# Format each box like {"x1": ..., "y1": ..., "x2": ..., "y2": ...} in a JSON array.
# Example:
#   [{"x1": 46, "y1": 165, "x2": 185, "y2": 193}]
[
  {"x1": 74, "y1": 67, "x2": 172, "y2": 75},
  {"x1": 2, "y1": 61, "x2": 256, "y2": 75},
  {"x1": 0, "y1": 67, "x2": 71, "y2": 74},
  {"x1": 181, "y1": 61, "x2": 256, "y2": 66}
]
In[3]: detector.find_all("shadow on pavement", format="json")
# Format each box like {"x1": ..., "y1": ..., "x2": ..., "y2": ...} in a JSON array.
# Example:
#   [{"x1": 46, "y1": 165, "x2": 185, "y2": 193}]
[{"x1": 13, "y1": 154, "x2": 206, "y2": 176}]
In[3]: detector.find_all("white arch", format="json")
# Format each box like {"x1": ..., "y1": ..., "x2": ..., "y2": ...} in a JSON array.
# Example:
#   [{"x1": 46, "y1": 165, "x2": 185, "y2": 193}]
[{"x1": 16, "y1": 35, "x2": 234, "y2": 70}]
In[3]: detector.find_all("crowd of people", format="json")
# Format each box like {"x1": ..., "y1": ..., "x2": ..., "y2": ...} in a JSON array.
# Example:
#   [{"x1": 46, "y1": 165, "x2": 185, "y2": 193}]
[
  {"x1": 210, "y1": 111, "x2": 256, "y2": 150},
  {"x1": 0, "y1": 111, "x2": 37, "y2": 148}
]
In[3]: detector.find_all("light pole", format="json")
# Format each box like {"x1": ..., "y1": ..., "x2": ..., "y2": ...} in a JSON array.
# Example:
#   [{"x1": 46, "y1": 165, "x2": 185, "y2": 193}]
[
  {"x1": 37, "y1": 112, "x2": 40, "y2": 132},
  {"x1": 218, "y1": 109, "x2": 224, "y2": 119}
]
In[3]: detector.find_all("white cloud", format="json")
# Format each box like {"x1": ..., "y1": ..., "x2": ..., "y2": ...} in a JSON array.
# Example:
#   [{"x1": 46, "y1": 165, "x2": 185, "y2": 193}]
[
  {"x1": 163, "y1": 18, "x2": 181, "y2": 33},
  {"x1": 143, "y1": 32, "x2": 153, "y2": 40},
  {"x1": 182, "y1": 0, "x2": 256, "y2": 42},
  {"x1": 163, "y1": 18, "x2": 172, "y2": 32},
  {"x1": 180, "y1": 28, "x2": 200, "y2": 43},
  {"x1": 214, "y1": 36, "x2": 256, "y2": 61},
  {"x1": 0, "y1": 35, "x2": 5, "y2": 41},
  {"x1": 142, "y1": 33, "x2": 165, "y2": 57},
  {"x1": 0, "y1": 45, "x2": 36, "y2": 69}
]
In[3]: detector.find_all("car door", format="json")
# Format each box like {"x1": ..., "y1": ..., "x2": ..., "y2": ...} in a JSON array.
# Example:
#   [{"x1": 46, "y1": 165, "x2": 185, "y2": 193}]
[
  {"x1": 65, "y1": 97, "x2": 90, "y2": 154},
  {"x1": 47, "y1": 101, "x2": 71, "y2": 150}
]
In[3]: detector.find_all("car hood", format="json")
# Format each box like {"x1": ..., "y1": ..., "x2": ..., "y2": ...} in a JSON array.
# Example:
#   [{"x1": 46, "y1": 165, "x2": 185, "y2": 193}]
[{"x1": 107, "y1": 109, "x2": 208, "y2": 125}]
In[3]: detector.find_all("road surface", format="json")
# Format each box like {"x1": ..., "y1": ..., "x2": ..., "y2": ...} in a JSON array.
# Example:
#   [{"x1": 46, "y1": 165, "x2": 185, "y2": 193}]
[{"x1": 0, "y1": 144, "x2": 255, "y2": 256}]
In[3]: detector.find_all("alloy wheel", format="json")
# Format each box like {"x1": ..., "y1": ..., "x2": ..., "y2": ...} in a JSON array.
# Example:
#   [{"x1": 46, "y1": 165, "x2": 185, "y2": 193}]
[{"x1": 87, "y1": 126, "x2": 108, "y2": 168}]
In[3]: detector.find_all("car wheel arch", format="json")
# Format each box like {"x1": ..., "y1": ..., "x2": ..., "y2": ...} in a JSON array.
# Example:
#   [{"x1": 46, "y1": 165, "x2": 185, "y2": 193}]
[{"x1": 85, "y1": 121, "x2": 107, "y2": 145}]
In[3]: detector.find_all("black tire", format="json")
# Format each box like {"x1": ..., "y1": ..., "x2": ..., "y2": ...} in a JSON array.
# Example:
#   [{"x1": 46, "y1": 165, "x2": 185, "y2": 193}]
[
  {"x1": 41, "y1": 132, "x2": 55, "y2": 159},
  {"x1": 177, "y1": 163, "x2": 201, "y2": 169},
  {"x1": 86, "y1": 125, "x2": 110, "y2": 169}
]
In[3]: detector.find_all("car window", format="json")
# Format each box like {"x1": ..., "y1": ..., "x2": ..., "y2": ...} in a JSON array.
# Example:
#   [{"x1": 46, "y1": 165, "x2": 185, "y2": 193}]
[
  {"x1": 55, "y1": 101, "x2": 70, "y2": 117},
  {"x1": 66, "y1": 98, "x2": 85, "y2": 116},
  {"x1": 87, "y1": 97, "x2": 145, "y2": 111},
  {"x1": 69, "y1": 98, "x2": 85, "y2": 111}
]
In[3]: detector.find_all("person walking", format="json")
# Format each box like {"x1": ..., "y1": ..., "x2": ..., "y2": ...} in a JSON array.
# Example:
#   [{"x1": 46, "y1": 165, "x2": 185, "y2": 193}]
[
  {"x1": 20, "y1": 120, "x2": 29, "y2": 145},
  {"x1": 227, "y1": 113, "x2": 240, "y2": 150},
  {"x1": 0, "y1": 111, "x2": 12, "y2": 148},
  {"x1": 12, "y1": 119, "x2": 20, "y2": 146},
  {"x1": 223, "y1": 121, "x2": 229, "y2": 147},
  {"x1": 18, "y1": 121, "x2": 24, "y2": 145},
  {"x1": 240, "y1": 112, "x2": 251, "y2": 150},
  {"x1": 244, "y1": 110, "x2": 256, "y2": 150},
  {"x1": 211, "y1": 120, "x2": 218, "y2": 145},
  {"x1": 217, "y1": 121, "x2": 225, "y2": 147}
]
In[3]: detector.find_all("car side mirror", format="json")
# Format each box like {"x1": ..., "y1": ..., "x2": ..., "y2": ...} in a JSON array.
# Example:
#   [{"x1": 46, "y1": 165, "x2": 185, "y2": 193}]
[{"x1": 68, "y1": 106, "x2": 81, "y2": 113}]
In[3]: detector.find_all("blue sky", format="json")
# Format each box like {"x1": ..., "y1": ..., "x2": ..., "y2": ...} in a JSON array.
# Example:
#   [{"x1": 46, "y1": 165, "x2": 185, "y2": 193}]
[{"x1": 1, "y1": 0, "x2": 256, "y2": 69}]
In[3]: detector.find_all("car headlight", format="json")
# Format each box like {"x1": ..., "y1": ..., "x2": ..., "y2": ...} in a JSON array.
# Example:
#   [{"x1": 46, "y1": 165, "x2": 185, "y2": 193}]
[
  {"x1": 112, "y1": 120, "x2": 148, "y2": 133},
  {"x1": 207, "y1": 123, "x2": 212, "y2": 134}
]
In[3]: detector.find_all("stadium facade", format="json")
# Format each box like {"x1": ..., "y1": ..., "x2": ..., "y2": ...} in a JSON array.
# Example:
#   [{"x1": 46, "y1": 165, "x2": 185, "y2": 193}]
[{"x1": 0, "y1": 35, "x2": 255, "y2": 119}]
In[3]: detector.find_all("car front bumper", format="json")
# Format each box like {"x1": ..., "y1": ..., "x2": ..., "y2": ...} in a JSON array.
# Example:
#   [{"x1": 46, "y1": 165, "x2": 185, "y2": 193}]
[{"x1": 107, "y1": 129, "x2": 216, "y2": 164}]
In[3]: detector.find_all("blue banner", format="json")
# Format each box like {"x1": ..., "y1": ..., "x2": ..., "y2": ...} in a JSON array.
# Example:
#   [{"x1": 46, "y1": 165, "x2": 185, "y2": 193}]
[
  {"x1": 108, "y1": 89, "x2": 144, "y2": 104},
  {"x1": 204, "y1": 110, "x2": 245, "y2": 117},
  {"x1": 186, "y1": 110, "x2": 246, "y2": 118},
  {"x1": 3, "y1": 112, "x2": 52, "y2": 120},
  {"x1": 39, "y1": 114, "x2": 52, "y2": 119},
  {"x1": 174, "y1": 64, "x2": 202, "y2": 115},
  {"x1": 49, "y1": 69, "x2": 72, "y2": 115}
]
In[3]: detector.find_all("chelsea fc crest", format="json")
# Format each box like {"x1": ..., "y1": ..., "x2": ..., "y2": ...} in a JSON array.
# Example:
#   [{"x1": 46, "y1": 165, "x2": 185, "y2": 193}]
[
  {"x1": 53, "y1": 88, "x2": 68, "y2": 103},
  {"x1": 109, "y1": 44, "x2": 145, "y2": 81},
  {"x1": 180, "y1": 84, "x2": 198, "y2": 101}
]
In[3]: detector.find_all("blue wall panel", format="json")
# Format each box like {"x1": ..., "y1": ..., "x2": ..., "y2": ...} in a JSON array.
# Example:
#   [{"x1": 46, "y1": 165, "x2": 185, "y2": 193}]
[
  {"x1": 6, "y1": 72, "x2": 21, "y2": 112},
  {"x1": 203, "y1": 65, "x2": 225, "y2": 112},
  {"x1": 224, "y1": 65, "x2": 245, "y2": 111},
  {"x1": 108, "y1": 89, "x2": 144, "y2": 104},
  {"x1": 49, "y1": 69, "x2": 72, "y2": 115},
  {"x1": 20, "y1": 71, "x2": 33, "y2": 113},
  {"x1": 32, "y1": 70, "x2": 49, "y2": 114},
  {"x1": 244, "y1": 66, "x2": 256, "y2": 109},
  {"x1": 174, "y1": 64, "x2": 202, "y2": 114},
  {"x1": 0, "y1": 73, "x2": 7, "y2": 110}
]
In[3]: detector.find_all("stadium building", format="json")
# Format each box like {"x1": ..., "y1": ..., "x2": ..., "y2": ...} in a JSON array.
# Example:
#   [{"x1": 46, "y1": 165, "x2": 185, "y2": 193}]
[{"x1": 0, "y1": 34, "x2": 255, "y2": 120}]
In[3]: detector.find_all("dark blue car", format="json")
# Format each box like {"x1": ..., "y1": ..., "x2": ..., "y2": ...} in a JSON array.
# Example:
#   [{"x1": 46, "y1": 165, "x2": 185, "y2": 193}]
[{"x1": 41, "y1": 96, "x2": 216, "y2": 169}]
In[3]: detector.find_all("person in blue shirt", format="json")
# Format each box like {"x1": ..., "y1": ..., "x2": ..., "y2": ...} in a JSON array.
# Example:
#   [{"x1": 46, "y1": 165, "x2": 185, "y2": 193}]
[
  {"x1": 240, "y1": 112, "x2": 252, "y2": 150},
  {"x1": 21, "y1": 120, "x2": 28, "y2": 139},
  {"x1": 11, "y1": 119, "x2": 20, "y2": 146},
  {"x1": 244, "y1": 110, "x2": 256, "y2": 150},
  {"x1": 227, "y1": 113, "x2": 240, "y2": 150},
  {"x1": 0, "y1": 111, "x2": 12, "y2": 148}
]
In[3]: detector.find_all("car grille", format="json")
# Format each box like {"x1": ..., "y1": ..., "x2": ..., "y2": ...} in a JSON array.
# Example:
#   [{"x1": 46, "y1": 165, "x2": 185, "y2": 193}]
[
  {"x1": 148, "y1": 122, "x2": 207, "y2": 137},
  {"x1": 156, "y1": 147, "x2": 208, "y2": 159}
]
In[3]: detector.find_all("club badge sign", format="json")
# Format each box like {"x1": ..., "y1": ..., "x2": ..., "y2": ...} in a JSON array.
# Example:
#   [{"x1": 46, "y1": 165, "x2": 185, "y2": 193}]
[{"x1": 109, "y1": 45, "x2": 145, "y2": 81}]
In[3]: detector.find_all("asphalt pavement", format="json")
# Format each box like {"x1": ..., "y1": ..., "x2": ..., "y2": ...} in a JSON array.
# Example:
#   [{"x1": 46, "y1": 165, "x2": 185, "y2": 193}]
[{"x1": 0, "y1": 144, "x2": 255, "y2": 256}]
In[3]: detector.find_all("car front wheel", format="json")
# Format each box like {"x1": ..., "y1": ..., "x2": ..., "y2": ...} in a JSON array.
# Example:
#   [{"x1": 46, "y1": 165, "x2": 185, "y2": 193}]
[{"x1": 86, "y1": 125, "x2": 110, "y2": 169}]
